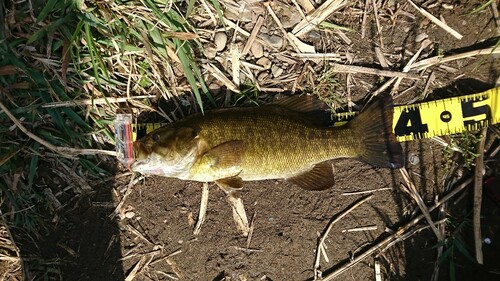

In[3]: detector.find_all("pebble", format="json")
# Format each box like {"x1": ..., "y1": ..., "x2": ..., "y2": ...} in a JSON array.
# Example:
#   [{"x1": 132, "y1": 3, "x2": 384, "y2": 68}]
[
  {"x1": 251, "y1": 41, "x2": 264, "y2": 58},
  {"x1": 408, "y1": 153, "x2": 420, "y2": 165},
  {"x1": 256, "y1": 57, "x2": 272, "y2": 69},
  {"x1": 208, "y1": 83, "x2": 221, "y2": 94},
  {"x1": 257, "y1": 71, "x2": 269, "y2": 81},
  {"x1": 204, "y1": 46, "x2": 217, "y2": 59},
  {"x1": 271, "y1": 65, "x2": 283, "y2": 77},
  {"x1": 214, "y1": 32, "x2": 227, "y2": 52},
  {"x1": 260, "y1": 34, "x2": 284, "y2": 49},
  {"x1": 124, "y1": 211, "x2": 135, "y2": 219}
]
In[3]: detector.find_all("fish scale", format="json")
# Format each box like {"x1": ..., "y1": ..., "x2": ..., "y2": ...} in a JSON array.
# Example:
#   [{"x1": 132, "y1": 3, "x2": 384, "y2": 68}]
[{"x1": 190, "y1": 108, "x2": 359, "y2": 180}]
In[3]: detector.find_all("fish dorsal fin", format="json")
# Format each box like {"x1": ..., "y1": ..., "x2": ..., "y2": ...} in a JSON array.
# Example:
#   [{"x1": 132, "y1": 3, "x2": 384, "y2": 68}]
[
  {"x1": 287, "y1": 162, "x2": 335, "y2": 191},
  {"x1": 202, "y1": 140, "x2": 244, "y2": 169},
  {"x1": 216, "y1": 176, "x2": 244, "y2": 191},
  {"x1": 273, "y1": 95, "x2": 329, "y2": 113}
]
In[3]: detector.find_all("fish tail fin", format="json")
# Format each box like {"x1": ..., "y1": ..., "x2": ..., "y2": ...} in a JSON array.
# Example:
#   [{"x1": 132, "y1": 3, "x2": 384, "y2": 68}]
[{"x1": 349, "y1": 96, "x2": 404, "y2": 168}]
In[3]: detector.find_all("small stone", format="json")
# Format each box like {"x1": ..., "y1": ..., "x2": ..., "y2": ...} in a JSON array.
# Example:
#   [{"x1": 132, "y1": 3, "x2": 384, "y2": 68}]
[
  {"x1": 204, "y1": 46, "x2": 217, "y2": 59},
  {"x1": 257, "y1": 71, "x2": 269, "y2": 81},
  {"x1": 271, "y1": 65, "x2": 283, "y2": 77},
  {"x1": 208, "y1": 83, "x2": 221, "y2": 94},
  {"x1": 214, "y1": 32, "x2": 227, "y2": 52},
  {"x1": 260, "y1": 34, "x2": 284, "y2": 49},
  {"x1": 251, "y1": 41, "x2": 264, "y2": 58},
  {"x1": 408, "y1": 153, "x2": 420, "y2": 165},
  {"x1": 442, "y1": 3, "x2": 454, "y2": 10},
  {"x1": 124, "y1": 211, "x2": 135, "y2": 219},
  {"x1": 256, "y1": 57, "x2": 272, "y2": 69}
]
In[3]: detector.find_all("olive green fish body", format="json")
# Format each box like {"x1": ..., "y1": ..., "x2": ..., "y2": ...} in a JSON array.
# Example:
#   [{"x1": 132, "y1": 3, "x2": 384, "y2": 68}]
[
  {"x1": 132, "y1": 97, "x2": 404, "y2": 190},
  {"x1": 183, "y1": 106, "x2": 359, "y2": 181}
]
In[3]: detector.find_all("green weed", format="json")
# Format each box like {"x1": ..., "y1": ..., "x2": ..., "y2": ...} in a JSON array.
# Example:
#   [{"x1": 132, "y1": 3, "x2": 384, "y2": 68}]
[{"x1": 312, "y1": 68, "x2": 347, "y2": 112}]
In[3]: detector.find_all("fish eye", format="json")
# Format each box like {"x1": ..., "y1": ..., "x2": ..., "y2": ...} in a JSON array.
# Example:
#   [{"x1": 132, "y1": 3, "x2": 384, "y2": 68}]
[{"x1": 152, "y1": 134, "x2": 160, "y2": 142}]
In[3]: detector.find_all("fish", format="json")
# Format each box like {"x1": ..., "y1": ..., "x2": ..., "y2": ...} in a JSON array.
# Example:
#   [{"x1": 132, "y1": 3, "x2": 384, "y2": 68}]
[{"x1": 131, "y1": 95, "x2": 404, "y2": 191}]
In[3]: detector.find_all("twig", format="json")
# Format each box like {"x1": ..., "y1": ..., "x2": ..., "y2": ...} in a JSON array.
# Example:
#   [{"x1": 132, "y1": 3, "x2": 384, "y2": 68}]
[
  {"x1": 342, "y1": 187, "x2": 392, "y2": 195},
  {"x1": 410, "y1": 46, "x2": 500, "y2": 71},
  {"x1": 241, "y1": 16, "x2": 264, "y2": 56},
  {"x1": 266, "y1": 4, "x2": 315, "y2": 53},
  {"x1": 193, "y1": 182, "x2": 210, "y2": 235},
  {"x1": 473, "y1": 127, "x2": 487, "y2": 264},
  {"x1": 246, "y1": 211, "x2": 256, "y2": 248},
  {"x1": 400, "y1": 168, "x2": 443, "y2": 241},
  {"x1": 313, "y1": 194, "x2": 374, "y2": 280},
  {"x1": 375, "y1": 46, "x2": 389, "y2": 68},
  {"x1": 0, "y1": 101, "x2": 117, "y2": 157},
  {"x1": 380, "y1": 218, "x2": 448, "y2": 252},
  {"x1": 40, "y1": 95, "x2": 158, "y2": 108},
  {"x1": 391, "y1": 39, "x2": 432, "y2": 94},
  {"x1": 110, "y1": 173, "x2": 138, "y2": 220},
  {"x1": 291, "y1": 53, "x2": 340, "y2": 60},
  {"x1": 230, "y1": 44, "x2": 240, "y2": 87},
  {"x1": 371, "y1": 0, "x2": 384, "y2": 48},
  {"x1": 491, "y1": 0, "x2": 500, "y2": 35},
  {"x1": 370, "y1": 39, "x2": 430, "y2": 97},
  {"x1": 331, "y1": 63, "x2": 420, "y2": 79},
  {"x1": 203, "y1": 63, "x2": 240, "y2": 93},
  {"x1": 341, "y1": 225, "x2": 378, "y2": 233},
  {"x1": 374, "y1": 259, "x2": 382, "y2": 281},
  {"x1": 361, "y1": 0, "x2": 370, "y2": 39},
  {"x1": 292, "y1": 0, "x2": 348, "y2": 37},
  {"x1": 320, "y1": 177, "x2": 474, "y2": 280},
  {"x1": 406, "y1": 0, "x2": 463, "y2": 40}
]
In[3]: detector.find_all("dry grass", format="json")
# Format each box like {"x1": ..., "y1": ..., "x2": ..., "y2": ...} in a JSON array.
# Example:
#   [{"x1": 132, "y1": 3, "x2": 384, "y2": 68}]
[{"x1": 1, "y1": 0, "x2": 498, "y2": 280}]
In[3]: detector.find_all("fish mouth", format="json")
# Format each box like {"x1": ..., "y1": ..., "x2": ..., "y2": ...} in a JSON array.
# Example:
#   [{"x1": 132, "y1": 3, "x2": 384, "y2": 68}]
[{"x1": 130, "y1": 157, "x2": 150, "y2": 172}]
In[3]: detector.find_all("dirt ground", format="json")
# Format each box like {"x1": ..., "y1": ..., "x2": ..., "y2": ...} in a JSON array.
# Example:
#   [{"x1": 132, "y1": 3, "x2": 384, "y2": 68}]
[{"x1": 3, "y1": 0, "x2": 500, "y2": 281}]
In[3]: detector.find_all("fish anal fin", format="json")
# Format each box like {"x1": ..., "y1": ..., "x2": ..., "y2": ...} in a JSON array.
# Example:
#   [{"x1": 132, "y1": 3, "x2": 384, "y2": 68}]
[
  {"x1": 216, "y1": 176, "x2": 244, "y2": 192},
  {"x1": 203, "y1": 140, "x2": 244, "y2": 169},
  {"x1": 287, "y1": 162, "x2": 335, "y2": 191}
]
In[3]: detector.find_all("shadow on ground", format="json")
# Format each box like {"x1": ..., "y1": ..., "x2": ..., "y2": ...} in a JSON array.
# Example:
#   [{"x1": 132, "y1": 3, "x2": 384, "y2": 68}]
[{"x1": 11, "y1": 162, "x2": 125, "y2": 281}]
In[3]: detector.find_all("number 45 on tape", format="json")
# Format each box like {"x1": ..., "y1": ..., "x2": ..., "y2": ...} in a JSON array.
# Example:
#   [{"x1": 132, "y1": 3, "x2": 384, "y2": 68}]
[{"x1": 393, "y1": 87, "x2": 499, "y2": 142}]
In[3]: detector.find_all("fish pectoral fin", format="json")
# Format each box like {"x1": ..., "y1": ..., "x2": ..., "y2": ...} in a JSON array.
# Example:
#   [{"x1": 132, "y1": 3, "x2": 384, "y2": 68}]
[
  {"x1": 216, "y1": 176, "x2": 244, "y2": 192},
  {"x1": 287, "y1": 162, "x2": 335, "y2": 191},
  {"x1": 203, "y1": 140, "x2": 244, "y2": 169}
]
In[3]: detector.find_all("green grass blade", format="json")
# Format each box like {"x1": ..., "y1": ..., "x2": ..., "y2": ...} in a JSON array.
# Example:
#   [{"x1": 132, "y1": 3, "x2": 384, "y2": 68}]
[
  {"x1": 454, "y1": 238, "x2": 476, "y2": 263},
  {"x1": 186, "y1": 0, "x2": 196, "y2": 17},
  {"x1": 469, "y1": 0, "x2": 494, "y2": 15},
  {"x1": 28, "y1": 142, "x2": 40, "y2": 189},
  {"x1": 209, "y1": 0, "x2": 225, "y2": 25},
  {"x1": 175, "y1": 40, "x2": 204, "y2": 113},
  {"x1": 35, "y1": 0, "x2": 59, "y2": 23},
  {"x1": 449, "y1": 247, "x2": 456, "y2": 281}
]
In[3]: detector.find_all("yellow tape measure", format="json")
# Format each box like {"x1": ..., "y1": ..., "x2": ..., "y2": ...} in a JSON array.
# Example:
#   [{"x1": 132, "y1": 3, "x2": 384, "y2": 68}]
[
  {"x1": 393, "y1": 87, "x2": 499, "y2": 141},
  {"x1": 131, "y1": 87, "x2": 499, "y2": 142}
]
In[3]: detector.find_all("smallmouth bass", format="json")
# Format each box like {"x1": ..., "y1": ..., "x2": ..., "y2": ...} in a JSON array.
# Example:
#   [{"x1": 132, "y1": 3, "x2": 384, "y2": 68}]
[{"x1": 131, "y1": 96, "x2": 404, "y2": 190}]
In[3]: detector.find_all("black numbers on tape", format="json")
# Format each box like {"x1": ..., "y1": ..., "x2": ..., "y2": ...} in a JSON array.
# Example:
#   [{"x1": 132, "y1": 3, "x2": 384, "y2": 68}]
[
  {"x1": 461, "y1": 98, "x2": 491, "y2": 129},
  {"x1": 394, "y1": 107, "x2": 429, "y2": 139},
  {"x1": 440, "y1": 111, "x2": 452, "y2": 122}
]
